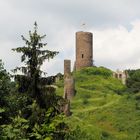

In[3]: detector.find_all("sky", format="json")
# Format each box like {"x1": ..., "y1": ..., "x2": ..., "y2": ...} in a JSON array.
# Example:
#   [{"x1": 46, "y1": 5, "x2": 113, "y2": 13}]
[{"x1": 1, "y1": 0, "x2": 140, "y2": 76}]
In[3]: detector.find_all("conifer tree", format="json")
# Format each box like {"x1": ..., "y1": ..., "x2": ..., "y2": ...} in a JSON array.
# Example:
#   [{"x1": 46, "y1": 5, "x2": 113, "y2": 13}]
[
  {"x1": 11, "y1": 23, "x2": 68, "y2": 139},
  {"x1": 12, "y1": 22, "x2": 59, "y2": 108}
]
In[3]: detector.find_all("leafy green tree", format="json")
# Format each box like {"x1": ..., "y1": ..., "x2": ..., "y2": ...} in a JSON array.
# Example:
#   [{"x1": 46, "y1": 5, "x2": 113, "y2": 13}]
[
  {"x1": 0, "y1": 60, "x2": 10, "y2": 108},
  {"x1": 1, "y1": 112, "x2": 29, "y2": 140},
  {"x1": 126, "y1": 69, "x2": 140, "y2": 93},
  {"x1": 0, "y1": 60, "x2": 12, "y2": 124}
]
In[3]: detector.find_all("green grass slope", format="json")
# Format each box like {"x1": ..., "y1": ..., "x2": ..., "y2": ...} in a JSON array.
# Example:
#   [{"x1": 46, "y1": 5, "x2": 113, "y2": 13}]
[{"x1": 56, "y1": 67, "x2": 140, "y2": 140}]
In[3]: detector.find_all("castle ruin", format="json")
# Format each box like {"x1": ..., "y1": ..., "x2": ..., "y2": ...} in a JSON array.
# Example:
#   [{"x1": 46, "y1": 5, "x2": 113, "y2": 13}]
[
  {"x1": 63, "y1": 31, "x2": 93, "y2": 116},
  {"x1": 113, "y1": 70, "x2": 128, "y2": 85},
  {"x1": 63, "y1": 60, "x2": 75, "y2": 116},
  {"x1": 64, "y1": 60, "x2": 71, "y2": 77},
  {"x1": 64, "y1": 60, "x2": 75, "y2": 100},
  {"x1": 75, "y1": 31, "x2": 93, "y2": 71}
]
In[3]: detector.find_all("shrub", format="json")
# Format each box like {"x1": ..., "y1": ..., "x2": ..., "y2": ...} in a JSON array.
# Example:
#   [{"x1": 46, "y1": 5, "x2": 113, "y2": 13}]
[
  {"x1": 80, "y1": 94, "x2": 91, "y2": 99},
  {"x1": 65, "y1": 126, "x2": 95, "y2": 140},
  {"x1": 101, "y1": 131, "x2": 110, "y2": 139},
  {"x1": 80, "y1": 67, "x2": 112, "y2": 77},
  {"x1": 135, "y1": 102, "x2": 140, "y2": 110},
  {"x1": 82, "y1": 99, "x2": 89, "y2": 105},
  {"x1": 135, "y1": 93, "x2": 140, "y2": 100},
  {"x1": 126, "y1": 69, "x2": 140, "y2": 93}
]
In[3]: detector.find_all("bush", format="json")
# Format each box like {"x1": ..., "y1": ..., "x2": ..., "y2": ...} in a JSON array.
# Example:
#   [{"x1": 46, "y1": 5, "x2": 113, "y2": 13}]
[
  {"x1": 80, "y1": 85, "x2": 96, "y2": 90},
  {"x1": 126, "y1": 69, "x2": 140, "y2": 93},
  {"x1": 135, "y1": 93, "x2": 140, "y2": 100},
  {"x1": 80, "y1": 67, "x2": 112, "y2": 77},
  {"x1": 1, "y1": 114, "x2": 29, "y2": 140},
  {"x1": 65, "y1": 126, "x2": 95, "y2": 140},
  {"x1": 82, "y1": 99, "x2": 89, "y2": 105},
  {"x1": 135, "y1": 102, "x2": 140, "y2": 110},
  {"x1": 80, "y1": 94, "x2": 91, "y2": 99},
  {"x1": 101, "y1": 131, "x2": 110, "y2": 139}
]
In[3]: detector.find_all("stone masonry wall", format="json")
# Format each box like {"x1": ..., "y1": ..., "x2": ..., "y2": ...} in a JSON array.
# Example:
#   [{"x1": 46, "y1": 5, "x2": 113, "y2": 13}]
[
  {"x1": 64, "y1": 59, "x2": 75, "y2": 100},
  {"x1": 64, "y1": 60, "x2": 71, "y2": 76},
  {"x1": 75, "y1": 31, "x2": 93, "y2": 70}
]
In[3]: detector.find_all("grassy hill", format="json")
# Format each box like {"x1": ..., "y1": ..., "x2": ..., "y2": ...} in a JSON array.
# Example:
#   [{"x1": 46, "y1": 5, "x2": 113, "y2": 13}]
[{"x1": 56, "y1": 67, "x2": 140, "y2": 140}]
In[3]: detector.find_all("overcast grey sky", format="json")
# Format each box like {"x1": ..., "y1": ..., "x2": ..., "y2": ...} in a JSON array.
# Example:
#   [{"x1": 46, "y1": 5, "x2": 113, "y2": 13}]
[{"x1": 1, "y1": 0, "x2": 140, "y2": 75}]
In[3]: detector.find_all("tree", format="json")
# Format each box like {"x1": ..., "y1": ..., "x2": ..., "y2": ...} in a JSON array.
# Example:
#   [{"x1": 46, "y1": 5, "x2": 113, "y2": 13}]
[
  {"x1": 12, "y1": 22, "x2": 58, "y2": 107},
  {"x1": 0, "y1": 60, "x2": 10, "y2": 106},
  {"x1": 11, "y1": 22, "x2": 67, "y2": 139},
  {"x1": 126, "y1": 69, "x2": 140, "y2": 93},
  {"x1": 0, "y1": 60, "x2": 11, "y2": 124}
]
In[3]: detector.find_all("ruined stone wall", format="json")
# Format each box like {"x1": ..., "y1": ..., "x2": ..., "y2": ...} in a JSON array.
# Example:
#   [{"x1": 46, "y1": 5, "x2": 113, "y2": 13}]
[
  {"x1": 75, "y1": 31, "x2": 93, "y2": 70},
  {"x1": 63, "y1": 60, "x2": 75, "y2": 116},
  {"x1": 63, "y1": 59, "x2": 75, "y2": 100},
  {"x1": 64, "y1": 60, "x2": 71, "y2": 76},
  {"x1": 64, "y1": 75, "x2": 75, "y2": 100},
  {"x1": 113, "y1": 70, "x2": 128, "y2": 85}
]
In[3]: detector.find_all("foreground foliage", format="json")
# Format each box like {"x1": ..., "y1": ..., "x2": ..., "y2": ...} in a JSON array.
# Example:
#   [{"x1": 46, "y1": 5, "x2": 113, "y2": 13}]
[{"x1": 0, "y1": 23, "x2": 67, "y2": 140}]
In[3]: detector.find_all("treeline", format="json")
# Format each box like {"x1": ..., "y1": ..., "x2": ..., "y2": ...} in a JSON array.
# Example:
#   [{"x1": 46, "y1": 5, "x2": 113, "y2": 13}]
[
  {"x1": 0, "y1": 23, "x2": 74, "y2": 140},
  {"x1": 126, "y1": 69, "x2": 140, "y2": 93}
]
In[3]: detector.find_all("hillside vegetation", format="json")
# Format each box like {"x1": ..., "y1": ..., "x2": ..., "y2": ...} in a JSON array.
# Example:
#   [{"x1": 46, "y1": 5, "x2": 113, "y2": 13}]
[{"x1": 56, "y1": 67, "x2": 140, "y2": 140}]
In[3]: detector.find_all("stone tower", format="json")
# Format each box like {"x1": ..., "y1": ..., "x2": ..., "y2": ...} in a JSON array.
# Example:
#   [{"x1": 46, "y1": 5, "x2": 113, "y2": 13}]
[
  {"x1": 75, "y1": 31, "x2": 93, "y2": 70},
  {"x1": 64, "y1": 75, "x2": 75, "y2": 100},
  {"x1": 63, "y1": 60, "x2": 75, "y2": 116},
  {"x1": 64, "y1": 60, "x2": 71, "y2": 76},
  {"x1": 64, "y1": 60, "x2": 75, "y2": 100}
]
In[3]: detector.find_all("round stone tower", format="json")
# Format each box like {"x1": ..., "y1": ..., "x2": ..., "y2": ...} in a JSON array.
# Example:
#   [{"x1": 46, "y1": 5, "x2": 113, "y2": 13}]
[{"x1": 75, "y1": 31, "x2": 93, "y2": 70}]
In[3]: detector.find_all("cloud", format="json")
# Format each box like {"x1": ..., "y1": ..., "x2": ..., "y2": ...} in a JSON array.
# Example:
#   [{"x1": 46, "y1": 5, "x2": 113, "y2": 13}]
[
  {"x1": 0, "y1": 0, "x2": 140, "y2": 75},
  {"x1": 93, "y1": 20, "x2": 140, "y2": 70},
  {"x1": 44, "y1": 20, "x2": 140, "y2": 75},
  {"x1": 1, "y1": 0, "x2": 140, "y2": 29}
]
